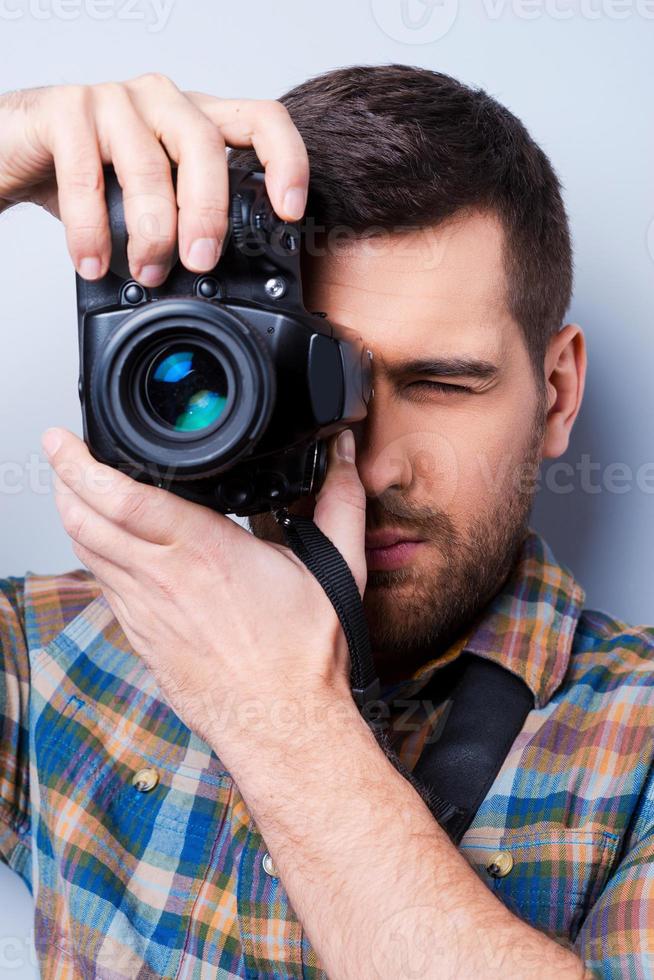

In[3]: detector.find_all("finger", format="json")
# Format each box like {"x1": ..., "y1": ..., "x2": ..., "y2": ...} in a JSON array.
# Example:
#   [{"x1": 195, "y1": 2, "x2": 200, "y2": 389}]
[
  {"x1": 93, "y1": 81, "x2": 178, "y2": 287},
  {"x1": 184, "y1": 94, "x2": 309, "y2": 222},
  {"x1": 41, "y1": 427, "x2": 247, "y2": 551},
  {"x1": 312, "y1": 430, "x2": 367, "y2": 597},
  {"x1": 71, "y1": 540, "x2": 132, "y2": 596},
  {"x1": 44, "y1": 426, "x2": 186, "y2": 544},
  {"x1": 54, "y1": 476, "x2": 156, "y2": 570},
  {"x1": 127, "y1": 76, "x2": 229, "y2": 272},
  {"x1": 43, "y1": 86, "x2": 111, "y2": 280}
]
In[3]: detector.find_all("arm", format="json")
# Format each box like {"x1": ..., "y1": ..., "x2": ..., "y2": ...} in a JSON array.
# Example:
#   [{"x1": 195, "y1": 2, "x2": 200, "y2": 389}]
[
  {"x1": 42, "y1": 426, "x2": 593, "y2": 980},
  {"x1": 222, "y1": 693, "x2": 590, "y2": 980}
]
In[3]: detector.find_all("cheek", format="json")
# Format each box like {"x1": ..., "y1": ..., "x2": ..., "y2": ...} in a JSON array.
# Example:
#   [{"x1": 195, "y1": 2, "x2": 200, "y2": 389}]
[
  {"x1": 409, "y1": 401, "x2": 534, "y2": 514},
  {"x1": 453, "y1": 403, "x2": 539, "y2": 511}
]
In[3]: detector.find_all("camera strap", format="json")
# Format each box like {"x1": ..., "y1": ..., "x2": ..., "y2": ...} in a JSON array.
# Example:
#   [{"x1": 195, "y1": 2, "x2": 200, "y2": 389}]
[
  {"x1": 409, "y1": 654, "x2": 534, "y2": 843},
  {"x1": 273, "y1": 508, "x2": 380, "y2": 707},
  {"x1": 273, "y1": 508, "x2": 534, "y2": 845}
]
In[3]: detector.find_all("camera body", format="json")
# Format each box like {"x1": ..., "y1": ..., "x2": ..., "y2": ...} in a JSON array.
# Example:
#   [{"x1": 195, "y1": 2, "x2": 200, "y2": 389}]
[{"x1": 76, "y1": 166, "x2": 372, "y2": 516}]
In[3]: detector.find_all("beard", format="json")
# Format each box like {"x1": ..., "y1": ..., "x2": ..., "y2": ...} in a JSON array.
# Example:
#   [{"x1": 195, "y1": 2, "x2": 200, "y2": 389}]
[{"x1": 248, "y1": 404, "x2": 546, "y2": 685}]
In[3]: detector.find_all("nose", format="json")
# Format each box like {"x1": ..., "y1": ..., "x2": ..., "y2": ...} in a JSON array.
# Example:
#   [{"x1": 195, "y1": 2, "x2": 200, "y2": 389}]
[{"x1": 350, "y1": 408, "x2": 413, "y2": 502}]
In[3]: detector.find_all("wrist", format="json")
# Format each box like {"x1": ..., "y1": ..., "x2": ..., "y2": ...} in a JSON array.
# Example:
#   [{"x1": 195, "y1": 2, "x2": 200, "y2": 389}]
[{"x1": 211, "y1": 684, "x2": 370, "y2": 780}]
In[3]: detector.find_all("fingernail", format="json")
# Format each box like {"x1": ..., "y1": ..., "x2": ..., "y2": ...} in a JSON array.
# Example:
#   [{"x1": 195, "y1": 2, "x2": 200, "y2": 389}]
[
  {"x1": 336, "y1": 429, "x2": 355, "y2": 463},
  {"x1": 282, "y1": 187, "x2": 306, "y2": 220},
  {"x1": 187, "y1": 238, "x2": 219, "y2": 270},
  {"x1": 42, "y1": 428, "x2": 62, "y2": 458},
  {"x1": 137, "y1": 264, "x2": 168, "y2": 287},
  {"x1": 78, "y1": 257, "x2": 102, "y2": 280}
]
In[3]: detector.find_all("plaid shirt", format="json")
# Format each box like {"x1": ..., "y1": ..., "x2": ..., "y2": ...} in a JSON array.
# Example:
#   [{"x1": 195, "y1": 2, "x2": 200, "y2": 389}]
[{"x1": 1, "y1": 528, "x2": 653, "y2": 979}]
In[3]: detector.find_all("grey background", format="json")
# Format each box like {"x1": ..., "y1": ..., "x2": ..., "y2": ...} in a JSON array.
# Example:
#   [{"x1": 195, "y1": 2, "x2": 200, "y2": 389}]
[{"x1": 0, "y1": 1, "x2": 652, "y2": 974}]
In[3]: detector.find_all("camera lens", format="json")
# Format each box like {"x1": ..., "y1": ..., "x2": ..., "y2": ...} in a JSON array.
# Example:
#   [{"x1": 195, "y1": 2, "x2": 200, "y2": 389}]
[
  {"x1": 92, "y1": 299, "x2": 275, "y2": 479},
  {"x1": 144, "y1": 344, "x2": 229, "y2": 434}
]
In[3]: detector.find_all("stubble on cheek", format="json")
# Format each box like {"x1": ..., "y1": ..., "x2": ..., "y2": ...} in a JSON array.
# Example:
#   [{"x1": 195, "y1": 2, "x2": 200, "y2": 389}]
[{"x1": 246, "y1": 401, "x2": 545, "y2": 680}]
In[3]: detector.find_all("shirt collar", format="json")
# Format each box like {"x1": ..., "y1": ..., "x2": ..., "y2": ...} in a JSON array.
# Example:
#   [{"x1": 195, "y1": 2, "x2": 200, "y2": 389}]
[{"x1": 395, "y1": 527, "x2": 586, "y2": 710}]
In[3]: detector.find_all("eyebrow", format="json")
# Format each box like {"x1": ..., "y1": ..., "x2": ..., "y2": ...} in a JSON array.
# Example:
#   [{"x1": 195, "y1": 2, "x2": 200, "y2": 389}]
[{"x1": 384, "y1": 357, "x2": 500, "y2": 383}]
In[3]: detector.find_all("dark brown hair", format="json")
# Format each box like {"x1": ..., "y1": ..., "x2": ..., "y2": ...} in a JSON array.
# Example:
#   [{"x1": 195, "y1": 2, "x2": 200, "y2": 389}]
[{"x1": 229, "y1": 63, "x2": 573, "y2": 382}]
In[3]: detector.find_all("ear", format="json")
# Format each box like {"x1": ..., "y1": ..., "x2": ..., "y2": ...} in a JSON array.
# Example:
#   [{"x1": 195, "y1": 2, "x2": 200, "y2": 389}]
[{"x1": 542, "y1": 323, "x2": 587, "y2": 459}]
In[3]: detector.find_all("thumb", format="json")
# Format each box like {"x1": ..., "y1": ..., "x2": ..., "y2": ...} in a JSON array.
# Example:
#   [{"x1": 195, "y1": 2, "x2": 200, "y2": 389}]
[{"x1": 311, "y1": 429, "x2": 367, "y2": 597}]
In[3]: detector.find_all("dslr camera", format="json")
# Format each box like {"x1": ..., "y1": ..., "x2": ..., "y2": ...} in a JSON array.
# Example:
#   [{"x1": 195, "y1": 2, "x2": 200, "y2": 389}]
[{"x1": 76, "y1": 166, "x2": 372, "y2": 516}]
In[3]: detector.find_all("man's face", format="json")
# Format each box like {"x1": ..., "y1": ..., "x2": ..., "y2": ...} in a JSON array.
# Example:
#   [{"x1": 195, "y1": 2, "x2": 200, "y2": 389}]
[{"x1": 249, "y1": 210, "x2": 548, "y2": 684}]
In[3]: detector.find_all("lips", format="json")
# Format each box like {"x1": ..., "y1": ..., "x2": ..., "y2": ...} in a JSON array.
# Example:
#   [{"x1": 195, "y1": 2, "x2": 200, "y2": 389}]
[
  {"x1": 364, "y1": 529, "x2": 424, "y2": 550},
  {"x1": 364, "y1": 531, "x2": 425, "y2": 572}
]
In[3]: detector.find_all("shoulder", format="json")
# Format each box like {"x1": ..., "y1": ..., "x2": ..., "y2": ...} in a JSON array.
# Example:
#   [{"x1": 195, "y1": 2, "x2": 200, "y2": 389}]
[
  {"x1": 19, "y1": 569, "x2": 102, "y2": 652},
  {"x1": 569, "y1": 606, "x2": 654, "y2": 699}
]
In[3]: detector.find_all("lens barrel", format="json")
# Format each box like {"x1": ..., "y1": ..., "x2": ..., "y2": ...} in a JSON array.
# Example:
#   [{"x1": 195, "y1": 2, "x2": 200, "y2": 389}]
[{"x1": 90, "y1": 299, "x2": 275, "y2": 480}]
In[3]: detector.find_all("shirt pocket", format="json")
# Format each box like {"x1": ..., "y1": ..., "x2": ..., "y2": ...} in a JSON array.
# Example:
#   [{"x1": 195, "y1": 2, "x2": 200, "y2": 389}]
[
  {"x1": 459, "y1": 828, "x2": 620, "y2": 942},
  {"x1": 32, "y1": 654, "x2": 234, "y2": 978}
]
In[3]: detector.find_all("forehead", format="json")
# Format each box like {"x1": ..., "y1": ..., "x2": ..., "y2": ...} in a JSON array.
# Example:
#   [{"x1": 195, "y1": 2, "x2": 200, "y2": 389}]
[{"x1": 302, "y1": 210, "x2": 518, "y2": 365}]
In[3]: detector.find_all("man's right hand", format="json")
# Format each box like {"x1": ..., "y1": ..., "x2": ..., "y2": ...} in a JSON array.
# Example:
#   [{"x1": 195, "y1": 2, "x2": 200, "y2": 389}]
[{"x1": 0, "y1": 74, "x2": 309, "y2": 286}]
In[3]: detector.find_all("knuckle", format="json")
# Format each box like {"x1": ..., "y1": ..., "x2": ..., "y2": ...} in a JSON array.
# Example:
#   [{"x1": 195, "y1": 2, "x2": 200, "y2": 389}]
[
  {"x1": 94, "y1": 80, "x2": 129, "y2": 104},
  {"x1": 59, "y1": 83, "x2": 90, "y2": 108},
  {"x1": 63, "y1": 503, "x2": 88, "y2": 540},
  {"x1": 125, "y1": 155, "x2": 170, "y2": 185},
  {"x1": 111, "y1": 489, "x2": 147, "y2": 527},
  {"x1": 62, "y1": 166, "x2": 103, "y2": 195},
  {"x1": 127, "y1": 219, "x2": 175, "y2": 257},
  {"x1": 262, "y1": 99, "x2": 290, "y2": 122},
  {"x1": 191, "y1": 116, "x2": 222, "y2": 146},
  {"x1": 130, "y1": 72, "x2": 176, "y2": 93}
]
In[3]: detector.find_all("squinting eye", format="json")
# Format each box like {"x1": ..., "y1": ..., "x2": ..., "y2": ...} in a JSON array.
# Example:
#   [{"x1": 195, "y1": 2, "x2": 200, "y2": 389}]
[{"x1": 408, "y1": 381, "x2": 472, "y2": 395}]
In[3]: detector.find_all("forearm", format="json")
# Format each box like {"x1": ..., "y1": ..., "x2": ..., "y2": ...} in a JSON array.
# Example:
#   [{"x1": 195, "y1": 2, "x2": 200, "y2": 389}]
[{"x1": 221, "y1": 694, "x2": 588, "y2": 980}]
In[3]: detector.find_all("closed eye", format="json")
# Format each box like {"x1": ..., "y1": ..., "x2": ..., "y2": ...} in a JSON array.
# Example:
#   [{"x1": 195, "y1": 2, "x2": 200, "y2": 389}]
[{"x1": 407, "y1": 381, "x2": 473, "y2": 395}]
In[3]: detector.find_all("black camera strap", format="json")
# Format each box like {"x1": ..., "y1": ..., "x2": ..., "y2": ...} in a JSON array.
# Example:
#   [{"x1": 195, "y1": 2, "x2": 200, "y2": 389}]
[
  {"x1": 274, "y1": 509, "x2": 534, "y2": 845},
  {"x1": 409, "y1": 654, "x2": 534, "y2": 843},
  {"x1": 273, "y1": 508, "x2": 380, "y2": 707}
]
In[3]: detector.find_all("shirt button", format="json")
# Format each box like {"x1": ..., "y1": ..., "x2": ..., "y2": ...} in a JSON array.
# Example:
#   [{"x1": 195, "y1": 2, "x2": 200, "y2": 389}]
[
  {"x1": 262, "y1": 852, "x2": 279, "y2": 877},
  {"x1": 132, "y1": 767, "x2": 160, "y2": 793},
  {"x1": 486, "y1": 850, "x2": 514, "y2": 878}
]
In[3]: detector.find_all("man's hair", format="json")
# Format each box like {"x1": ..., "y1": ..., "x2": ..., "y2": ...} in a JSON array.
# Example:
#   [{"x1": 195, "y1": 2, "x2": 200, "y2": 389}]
[{"x1": 229, "y1": 63, "x2": 573, "y2": 383}]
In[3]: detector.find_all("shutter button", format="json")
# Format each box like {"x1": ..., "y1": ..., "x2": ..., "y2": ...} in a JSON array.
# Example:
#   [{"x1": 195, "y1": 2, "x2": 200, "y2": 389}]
[
  {"x1": 132, "y1": 768, "x2": 159, "y2": 793},
  {"x1": 486, "y1": 850, "x2": 513, "y2": 878},
  {"x1": 262, "y1": 852, "x2": 279, "y2": 877}
]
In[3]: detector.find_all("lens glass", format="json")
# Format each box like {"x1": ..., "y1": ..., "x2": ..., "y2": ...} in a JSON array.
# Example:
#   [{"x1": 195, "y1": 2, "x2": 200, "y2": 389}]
[{"x1": 144, "y1": 344, "x2": 229, "y2": 433}]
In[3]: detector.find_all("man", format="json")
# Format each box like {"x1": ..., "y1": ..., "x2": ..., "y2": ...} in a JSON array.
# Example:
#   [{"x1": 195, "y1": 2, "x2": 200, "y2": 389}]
[{"x1": 0, "y1": 65, "x2": 651, "y2": 979}]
